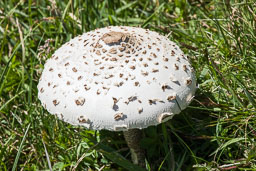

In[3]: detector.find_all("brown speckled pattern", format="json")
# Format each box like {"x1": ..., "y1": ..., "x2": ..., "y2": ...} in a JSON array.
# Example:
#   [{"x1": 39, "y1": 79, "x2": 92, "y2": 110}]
[{"x1": 37, "y1": 26, "x2": 196, "y2": 131}]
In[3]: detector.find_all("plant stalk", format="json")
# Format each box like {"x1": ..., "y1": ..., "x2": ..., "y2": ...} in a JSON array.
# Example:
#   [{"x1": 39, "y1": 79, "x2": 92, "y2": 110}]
[{"x1": 123, "y1": 129, "x2": 145, "y2": 167}]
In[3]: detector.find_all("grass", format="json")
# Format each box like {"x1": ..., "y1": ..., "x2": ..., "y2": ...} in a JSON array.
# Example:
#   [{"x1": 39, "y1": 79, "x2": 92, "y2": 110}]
[{"x1": 0, "y1": 0, "x2": 256, "y2": 170}]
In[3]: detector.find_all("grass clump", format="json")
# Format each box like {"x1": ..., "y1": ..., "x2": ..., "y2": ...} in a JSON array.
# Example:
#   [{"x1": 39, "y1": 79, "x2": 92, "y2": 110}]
[{"x1": 0, "y1": 0, "x2": 255, "y2": 170}]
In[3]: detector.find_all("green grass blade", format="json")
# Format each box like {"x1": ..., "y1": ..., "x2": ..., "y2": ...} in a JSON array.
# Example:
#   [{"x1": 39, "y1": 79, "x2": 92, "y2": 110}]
[
  {"x1": 141, "y1": 3, "x2": 165, "y2": 28},
  {"x1": 11, "y1": 123, "x2": 31, "y2": 171},
  {"x1": 96, "y1": 142, "x2": 146, "y2": 171}
]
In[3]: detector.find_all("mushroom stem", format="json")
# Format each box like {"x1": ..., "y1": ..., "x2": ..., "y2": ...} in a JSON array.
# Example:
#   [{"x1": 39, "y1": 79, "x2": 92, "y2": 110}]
[{"x1": 123, "y1": 129, "x2": 145, "y2": 167}]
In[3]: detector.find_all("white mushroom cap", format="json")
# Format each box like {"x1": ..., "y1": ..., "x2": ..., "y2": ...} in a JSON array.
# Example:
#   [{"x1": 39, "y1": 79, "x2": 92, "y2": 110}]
[{"x1": 37, "y1": 26, "x2": 196, "y2": 131}]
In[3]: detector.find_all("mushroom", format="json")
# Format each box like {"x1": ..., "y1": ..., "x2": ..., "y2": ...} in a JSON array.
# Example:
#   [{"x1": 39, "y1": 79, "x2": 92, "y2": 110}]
[{"x1": 37, "y1": 26, "x2": 196, "y2": 167}]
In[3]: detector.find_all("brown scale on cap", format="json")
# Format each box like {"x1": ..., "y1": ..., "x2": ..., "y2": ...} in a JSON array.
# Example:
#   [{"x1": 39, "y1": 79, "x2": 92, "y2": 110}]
[
  {"x1": 78, "y1": 116, "x2": 88, "y2": 123},
  {"x1": 152, "y1": 53, "x2": 157, "y2": 58},
  {"x1": 75, "y1": 97, "x2": 85, "y2": 106},
  {"x1": 148, "y1": 98, "x2": 164, "y2": 105},
  {"x1": 131, "y1": 49, "x2": 135, "y2": 54},
  {"x1": 185, "y1": 78, "x2": 192, "y2": 85},
  {"x1": 155, "y1": 99, "x2": 165, "y2": 103},
  {"x1": 130, "y1": 65, "x2": 136, "y2": 70},
  {"x1": 109, "y1": 48, "x2": 117, "y2": 54},
  {"x1": 152, "y1": 69, "x2": 159, "y2": 73},
  {"x1": 84, "y1": 41, "x2": 89, "y2": 47},
  {"x1": 72, "y1": 67, "x2": 78, "y2": 72},
  {"x1": 53, "y1": 99, "x2": 59, "y2": 106},
  {"x1": 105, "y1": 74, "x2": 114, "y2": 79},
  {"x1": 114, "y1": 81, "x2": 124, "y2": 87},
  {"x1": 95, "y1": 62, "x2": 102, "y2": 65},
  {"x1": 134, "y1": 81, "x2": 140, "y2": 86},
  {"x1": 112, "y1": 97, "x2": 121, "y2": 111},
  {"x1": 167, "y1": 95, "x2": 176, "y2": 101},
  {"x1": 49, "y1": 68, "x2": 53, "y2": 72},
  {"x1": 101, "y1": 31, "x2": 130, "y2": 45},
  {"x1": 40, "y1": 87, "x2": 44, "y2": 93},
  {"x1": 183, "y1": 64, "x2": 187, "y2": 71},
  {"x1": 118, "y1": 47, "x2": 126, "y2": 52},
  {"x1": 97, "y1": 89, "x2": 101, "y2": 95},
  {"x1": 138, "y1": 107, "x2": 143, "y2": 114},
  {"x1": 125, "y1": 50, "x2": 130, "y2": 54},
  {"x1": 148, "y1": 99, "x2": 156, "y2": 105},
  {"x1": 65, "y1": 62, "x2": 70, "y2": 66},
  {"x1": 143, "y1": 63, "x2": 148, "y2": 67},
  {"x1": 102, "y1": 49, "x2": 107, "y2": 53},
  {"x1": 93, "y1": 73, "x2": 100, "y2": 76},
  {"x1": 95, "y1": 50, "x2": 101, "y2": 56},
  {"x1": 78, "y1": 76, "x2": 83, "y2": 80},
  {"x1": 124, "y1": 96, "x2": 137, "y2": 105},
  {"x1": 141, "y1": 71, "x2": 149, "y2": 76},
  {"x1": 112, "y1": 97, "x2": 119, "y2": 104},
  {"x1": 74, "y1": 89, "x2": 80, "y2": 93},
  {"x1": 66, "y1": 81, "x2": 71, "y2": 85},
  {"x1": 171, "y1": 50, "x2": 175, "y2": 56},
  {"x1": 161, "y1": 84, "x2": 170, "y2": 92},
  {"x1": 174, "y1": 64, "x2": 179, "y2": 70},
  {"x1": 84, "y1": 84, "x2": 90, "y2": 91},
  {"x1": 114, "y1": 112, "x2": 124, "y2": 121},
  {"x1": 110, "y1": 57, "x2": 117, "y2": 61},
  {"x1": 96, "y1": 43, "x2": 103, "y2": 48},
  {"x1": 59, "y1": 113, "x2": 64, "y2": 119}
]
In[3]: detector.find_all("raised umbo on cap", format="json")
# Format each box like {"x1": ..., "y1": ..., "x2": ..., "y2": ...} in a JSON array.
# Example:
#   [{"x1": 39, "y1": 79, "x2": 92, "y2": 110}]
[{"x1": 37, "y1": 26, "x2": 196, "y2": 131}]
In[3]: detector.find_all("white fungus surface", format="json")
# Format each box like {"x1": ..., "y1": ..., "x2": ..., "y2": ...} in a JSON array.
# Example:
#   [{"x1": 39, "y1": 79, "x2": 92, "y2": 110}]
[{"x1": 37, "y1": 26, "x2": 196, "y2": 131}]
